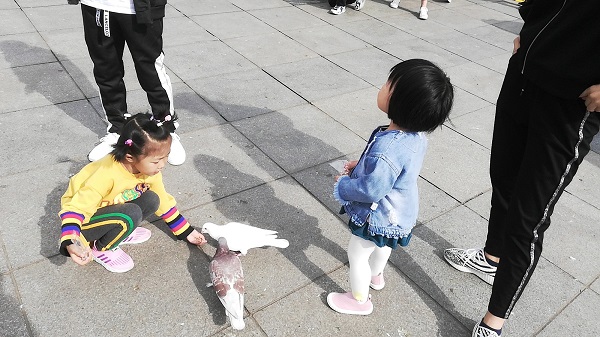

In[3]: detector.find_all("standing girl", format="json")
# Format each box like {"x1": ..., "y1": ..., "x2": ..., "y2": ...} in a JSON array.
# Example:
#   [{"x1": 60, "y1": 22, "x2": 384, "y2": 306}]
[
  {"x1": 327, "y1": 59, "x2": 453, "y2": 315},
  {"x1": 59, "y1": 113, "x2": 206, "y2": 273}
]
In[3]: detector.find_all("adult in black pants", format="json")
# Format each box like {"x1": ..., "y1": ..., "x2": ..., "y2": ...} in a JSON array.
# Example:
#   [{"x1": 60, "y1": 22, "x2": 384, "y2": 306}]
[
  {"x1": 70, "y1": 0, "x2": 186, "y2": 165},
  {"x1": 443, "y1": 1, "x2": 600, "y2": 336}
]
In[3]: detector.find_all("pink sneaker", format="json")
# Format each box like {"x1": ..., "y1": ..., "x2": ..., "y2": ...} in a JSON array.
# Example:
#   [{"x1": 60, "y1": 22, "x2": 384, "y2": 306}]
[
  {"x1": 326, "y1": 292, "x2": 373, "y2": 315},
  {"x1": 370, "y1": 273, "x2": 385, "y2": 290},
  {"x1": 92, "y1": 246, "x2": 134, "y2": 273},
  {"x1": 120, "y1": 227, "x2": 152, "y2": 245}
]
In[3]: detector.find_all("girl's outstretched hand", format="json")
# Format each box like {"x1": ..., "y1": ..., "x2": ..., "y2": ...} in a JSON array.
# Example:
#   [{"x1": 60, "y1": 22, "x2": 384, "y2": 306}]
[
  {"x1": 66, "y1": 241, "x2": 92, "y2": 266},
  {"x1": 344, "y1": 160, "x2": 358, "y2": 173},
  {"x1": 187, "y1": 229, "x2": 207, "y2": 246}
]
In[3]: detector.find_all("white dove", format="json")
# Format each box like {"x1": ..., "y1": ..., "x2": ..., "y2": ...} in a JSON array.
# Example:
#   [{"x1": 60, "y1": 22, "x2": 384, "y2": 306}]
[
  {"x1": 209, "y1": 237, "x2": 245, "y2": 330},
  {"x1": 201, "y1": 222, "x2": 289, "y2": 255}
]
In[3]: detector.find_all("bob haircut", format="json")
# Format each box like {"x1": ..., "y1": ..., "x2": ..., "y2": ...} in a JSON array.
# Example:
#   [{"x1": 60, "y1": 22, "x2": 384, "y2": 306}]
[
  {"x1": 111, "y1": 113, "x2": 172, "y2": 162},
  {"x1": 387, "y1": 59, "x2": 454, "y2": 132}
]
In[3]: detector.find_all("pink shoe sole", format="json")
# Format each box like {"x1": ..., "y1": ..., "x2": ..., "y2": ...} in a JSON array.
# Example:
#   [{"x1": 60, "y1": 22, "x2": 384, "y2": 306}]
[
  {"x1": 120, "y1": 227, "x2": 151, "y2": 245},
  {"x1": 326, "y1": 292, "x2": 373, "y2": 315}
]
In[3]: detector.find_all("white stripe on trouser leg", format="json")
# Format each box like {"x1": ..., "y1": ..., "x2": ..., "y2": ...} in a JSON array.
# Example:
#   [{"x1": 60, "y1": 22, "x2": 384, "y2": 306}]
[
  {"x1": 154, "y1": 53, "x2": 177, "y2": 128},
  {"x1": 505, "y1": 110, "x2": 590, "y2": 318}
]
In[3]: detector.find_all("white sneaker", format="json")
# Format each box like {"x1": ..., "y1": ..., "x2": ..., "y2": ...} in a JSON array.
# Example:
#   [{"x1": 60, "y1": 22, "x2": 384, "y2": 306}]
[
  {"x1": 88, "y1": 133, "x2": 119, "y2": 162},
  {"x1": 472, "y1": 322, "x2": 500, "y2": 337},
  {"x1": 390, "y1": 0, "x2": 400, "y2": 8},
  {"x1": 444, "y1": 247, "x2": 496, "y2": 285},
  {"x1": 354, "y1": 0, "x2": 365, "y2": 10},
  {"x1": 447, "y1": 0, "x2": 451, "y2": 3},
  {"x1": 329, "y1": 5, "x2": 346, "y2": 14},
  {"x1": 168, "y1": 133, "x2": 186, "y2": 165},
  {"x1": 419, "y1": 6, "x2": 428, "y2": 20}
]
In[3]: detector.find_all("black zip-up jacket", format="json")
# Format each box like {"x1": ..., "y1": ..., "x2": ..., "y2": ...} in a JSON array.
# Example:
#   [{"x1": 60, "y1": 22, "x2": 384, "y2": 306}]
[
  {"x1": 68, "y1": 0, "x2": 166, "y2": 24},
  {"x1": 516, "y1": 0, "x2": 600, "y2": 99}
]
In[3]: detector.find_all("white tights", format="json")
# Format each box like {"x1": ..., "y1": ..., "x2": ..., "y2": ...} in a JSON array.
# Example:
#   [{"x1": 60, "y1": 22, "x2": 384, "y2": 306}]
[{"x1": 347, "y1": 235, "x2": 392, "y2": 302}]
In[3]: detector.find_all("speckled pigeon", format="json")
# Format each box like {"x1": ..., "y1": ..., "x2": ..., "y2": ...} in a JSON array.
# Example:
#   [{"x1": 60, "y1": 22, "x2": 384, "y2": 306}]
[
  {"x1": 201, "y1": 222, "x2": 289, "y2": 255},
  {"x1": 209, "y1": 237, "x2": 245, "y2": 330}
]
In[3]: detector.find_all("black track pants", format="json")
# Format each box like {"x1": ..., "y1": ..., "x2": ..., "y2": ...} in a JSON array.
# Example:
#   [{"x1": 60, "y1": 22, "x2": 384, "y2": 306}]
[
  {"x1": 485, "y1": 55, "x2": 600, "y2": 318},
  {"x1": 81, "y1": 4, "x2": 175, "y2": 133}
]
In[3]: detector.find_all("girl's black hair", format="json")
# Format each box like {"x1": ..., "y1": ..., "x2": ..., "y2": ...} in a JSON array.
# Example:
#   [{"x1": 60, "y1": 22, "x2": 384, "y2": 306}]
[
  {"x1": 111, "y1": 113, "x2": 171, "y2": 162},
  {"x1": 387, "y1": 59, "x2": 454, "y2": 132}
]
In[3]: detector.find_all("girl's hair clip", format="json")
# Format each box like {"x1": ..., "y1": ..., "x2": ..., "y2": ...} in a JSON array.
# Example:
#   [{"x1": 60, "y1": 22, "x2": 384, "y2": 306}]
[
  {"x1": 125, "y1": 139, "x2": 133, "y2": 147},
  {"x1": 149, "y1": 114, "x2": 171, "y2": 127}
]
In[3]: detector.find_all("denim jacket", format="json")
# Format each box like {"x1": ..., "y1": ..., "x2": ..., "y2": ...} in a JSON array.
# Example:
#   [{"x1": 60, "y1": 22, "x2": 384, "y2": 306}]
[{"x1": 334, "y1": 126, "x2": 427, "y2": 238}]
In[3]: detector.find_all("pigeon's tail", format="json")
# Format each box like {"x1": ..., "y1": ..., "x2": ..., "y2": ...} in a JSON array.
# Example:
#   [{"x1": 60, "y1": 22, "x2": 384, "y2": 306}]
[
  {"x1": 229, "y1": 315, "x2": 245, "y2": 330},
  {"x1": 267, "y1": 238, "x2": 289, "y2": 249}
]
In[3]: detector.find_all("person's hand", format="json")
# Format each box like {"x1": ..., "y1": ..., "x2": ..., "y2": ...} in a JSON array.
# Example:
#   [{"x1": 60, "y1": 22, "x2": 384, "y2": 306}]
[
  {"x1": 187, "y1": 229, "x2": 207, "y2": 245},
  {"x1": 580, "y1": 84, "x2": 600, "y2": 112},
  {"x1": 513, "y1": 35, "x2": 520, "y2": 55},
  {"x1": 66, "y1": 241, "x2": 92, "y2": 266},
  {"x1": 344, "y1": 160, "x2": 358, "y2": 173}
]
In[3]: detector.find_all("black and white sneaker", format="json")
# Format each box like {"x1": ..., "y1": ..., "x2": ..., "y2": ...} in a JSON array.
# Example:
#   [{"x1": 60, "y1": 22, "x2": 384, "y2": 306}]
[
  {"x1": 354, "y1": 0, "x2": 365, "y2": 10},
  {"x1": 444, "y1": 247, "x2": 496, "y2": 285},
  {"x1": 329, "y1": 5, "x2": 346, "y2": 14},
  {"x1": 472, "y1": 322, "x2": 500, "y2": 337}
]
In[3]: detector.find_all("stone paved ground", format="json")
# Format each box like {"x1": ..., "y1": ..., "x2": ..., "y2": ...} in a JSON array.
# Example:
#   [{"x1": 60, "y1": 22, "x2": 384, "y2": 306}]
[{"x1": 1, "y1": 0, "x2": 599, "y2": 336}]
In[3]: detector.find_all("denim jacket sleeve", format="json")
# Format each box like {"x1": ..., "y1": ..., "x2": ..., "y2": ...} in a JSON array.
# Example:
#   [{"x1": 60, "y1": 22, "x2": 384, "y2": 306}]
[{"x1": 333, "y1": 154, "x2": 401, "y2": 205}]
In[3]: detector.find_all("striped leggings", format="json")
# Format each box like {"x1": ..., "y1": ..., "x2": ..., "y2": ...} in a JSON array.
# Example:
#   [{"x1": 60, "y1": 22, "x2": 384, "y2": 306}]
[{"x1": 82, "y1": 191, "x2": 159, "y2": 251}]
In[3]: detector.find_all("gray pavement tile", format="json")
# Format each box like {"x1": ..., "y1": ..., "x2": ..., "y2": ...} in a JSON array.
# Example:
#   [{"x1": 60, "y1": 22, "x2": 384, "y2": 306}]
[
  {"x1": 164, "y1": 40, "x2": 257, "y2": 81},
  {"x1": 39, "y1": 28, "x2": 89, "y2": 61},
  {"x1": 223, "y1": 31, "x2": 319, "y2": 68},
  {"x1": 591, "y1": 278, "x2": 600, "y2": 294},
  {"x1": 264, "y1": 57, "x2": 371, "y2": 102},
  {"x1": 1, "y1": 162, "x2": 82, "y2": 269},
  {"x1": 0, "y1": 62, "x2": 85, "y2": 113},
  {"x1": 565, "y1": 151, "x2": 600, "y2": 208},
  {"x1": 450, "y1": 86, "x2": 494, "y2": 118},
  {"x1": 411, "y1": 205, "x2": 586, "y2": 336},
  {"x1": 161, "y1": 124, "x2": 286, "y2": 209},
  {"x1": 0, "y1": 9, "x2": 36, "y2": 35},
  {"x1": 0, "y1": 0, "x2": 19, "y2": 9},
  {"x1": 479, "y1": 0, "x2": 523, "y2": 18},
  {"x1": 378, "y1": 10, "x2": 452, "y2": 40},
  {"x1": 254, "y1": 266, "x2": 469, "y2": 336},
  {"x1": 428, "y1": 8, "x2": 490, "y2": 31},
  {"x1": 169, "y1": 0, "x2": 241, "y2": 16},
  {"x1": 0, "y1": 274, "x2": 29, "y2": 337},
  {"x1": 378, "y1": 37, "x2": 470, "y2": 70},
  {"x1": 451, "y1": 3, "x2": 518, "y2": 23},
  {"x1": 475, "y1": 53, "x2": 510, "y2": 75},
  {"x1": 13, "y1": 231, "x2": 232, "y2": 337},
  {"x1": 0, "y1": 33, "x2": 56, "y2": 69},
  {"x1": 357, "y1": 0, "x2": 421, "y2": 19},
  {"x1": 464, "y1": 190, "x2": 492, "y2": 220},
  {"x1": 537, "y1": 289, "x2": 600, "y2": 337},
  {"x1": 191, "y1": 11, "x2": 278, "y2": 40},
  {"x1": 445, "y1": 61, "x2": 504, "y2": 104},
  {"x1": 186, "y1": 68, "x2": 306, "y2": 122},
  {"x1": 491, "y1": 16, "x2": 524, "y2": 35},
  {"x1": 249, "y1": 6, "x2": 326, "y2": 31},
  {"x1": 169, "y1": 82, "x2": 228, "y2": 133},
  {"x1": 284, "y1": 24, "x2": 370, "y2": 56},
  {"x1": 334, "y1": 17, "x2": 416, "y2": 49},
  {"x1": 0, "y1": 248, "x2": 7, "y2": 273},
  {"x1": 542, "y1": 192, "x2": 600, "y2": 284},
  {"x1": 231, "y1": 0, "x2": 292, "y2": 11},
  {"x1": 425, "y1": 30, "x2": 507, "y2": 63},
  {"x1": 461, "y1": 21, "x2": 520, "y2": 51},
  {"x1": 312, "y1": 86, "x2": 390, "y2": 140},
  {"x1": 0, "y1": 101, "x2": 103, "y2": 176},
  {"x1": 15, "y1": 0, "x2": 65, "y2": 7},
  {"x1": 189, "y1": 177, "x2": 351, "y2": 312},
  {"x1": 21, "y1": 5, "x2": 82, "y2": 32},
  {"x1": 163, "y1": 16, "x2": 219, "y2": 47},
  {"x1": 447, "y1": 104, "x2": 495, "y2": 150},
  {"x1": 232, "y1": 104, "x2": 366, "y2": 173},
  {"x1": 421, "y1": 127, "x2": 491, "y2": 203}
]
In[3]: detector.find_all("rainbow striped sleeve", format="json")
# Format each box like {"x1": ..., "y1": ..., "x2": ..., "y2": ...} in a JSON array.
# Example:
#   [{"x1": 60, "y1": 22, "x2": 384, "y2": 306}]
[
  {"x1": 59, "y1": 211, "x2": 84, "y2": 256},
  {"x1": 160, "y1": 207, "x2": 194, "y2": 240}
]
